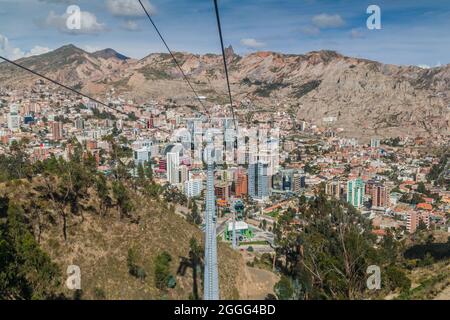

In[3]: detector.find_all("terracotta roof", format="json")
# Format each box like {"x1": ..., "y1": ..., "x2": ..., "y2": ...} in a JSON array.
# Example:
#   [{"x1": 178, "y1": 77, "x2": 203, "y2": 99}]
[
  {"x1": 372, "y1": 229, "x2": 387, "y2": 236},
  {"x1": 416, "y1": 203, "x2": 432, "y2": 211}
]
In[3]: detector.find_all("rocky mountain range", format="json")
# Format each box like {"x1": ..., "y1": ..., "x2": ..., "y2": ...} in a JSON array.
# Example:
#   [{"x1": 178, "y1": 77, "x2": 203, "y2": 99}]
[{"x1": 0, "y1": 44, "x2": 449, "y2": 139}]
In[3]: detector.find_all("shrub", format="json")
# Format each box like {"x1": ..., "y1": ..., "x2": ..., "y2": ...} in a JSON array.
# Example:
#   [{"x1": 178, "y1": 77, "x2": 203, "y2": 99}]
[{"x1": 154, "y1": 251, "x2": 172, "y2": 290}]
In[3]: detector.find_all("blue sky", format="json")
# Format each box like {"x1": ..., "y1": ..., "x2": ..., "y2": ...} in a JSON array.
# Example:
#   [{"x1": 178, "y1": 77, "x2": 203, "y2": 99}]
[{"x1": 0, "y1": 0, "x2": 449, "y2": 67}]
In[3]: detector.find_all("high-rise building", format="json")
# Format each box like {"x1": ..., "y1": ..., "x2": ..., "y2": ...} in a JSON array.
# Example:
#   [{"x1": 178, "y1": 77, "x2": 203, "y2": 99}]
[
  {"x1": 258, "y1": 163, "x2": 271, "y2": 199},
  {"x1": 347, "y1": 178, "x2": 365, "y2": 208},
  {"x1": 248, "y1": 161, "x2": 271, "y2": 200},
  {"x1": 407, "y1": 211, "x2": 430, "y2": 233},
  {"x1": 326, "y1": 180, "x2": 343, "y2": 199},
  {"x1": 184, "y1": 179, "x2": 203, "y2": 198},
  {"x1": 248, "y1": 163, "x2": 256, "y2": 198},
  {"x1": 272, "y1": 172, "x2": 284, "y2": 191},
  {"x1": 179, "y1": 165, "x2": 189, "y2": 184},
  {"x1": 7, "y1": 104, "x2": 20, "y2": 131},
  {"x1": 215, "y1": 181, "x2": 231, "y2": 202},
  {"x1": 282, "y1": 170, "x2": 294, "y2": 191},
  {"x1": 272, "y1": 169, "x2": 296, "y2": 192},
  {"x1": 234, "y1": 171, "x2": 248, "y2": 197},
  {"x1": 166, "y1": 152, "x2": 180, "y2": 184},
  {"x1": 134, "y1": 147, "x2": 152, "y2": 165},
  {"x1": 75, "y1": 117, "x2": 85, "y2": 130},
  {"x1": 292, "y1": 173, "x2": 306, "y2": 193},
  {"x1": 51, "y1": 121, "x2": 63, "y2": 140},
  {"x1": 365, "y1": 180, "x2": 376, "y2": 195},
  {"x1": 371, "y1": 184, "x2": 389, "y2": 209}
]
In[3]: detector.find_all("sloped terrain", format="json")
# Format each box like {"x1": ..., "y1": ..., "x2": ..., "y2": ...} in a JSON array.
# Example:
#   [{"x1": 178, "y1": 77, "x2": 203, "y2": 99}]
[{"x1": 0, "y1": 178, "x2": 243, "y2": 300}]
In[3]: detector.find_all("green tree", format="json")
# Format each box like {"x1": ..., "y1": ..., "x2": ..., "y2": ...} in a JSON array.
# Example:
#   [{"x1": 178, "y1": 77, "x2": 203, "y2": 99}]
[
  {"x1": 274, "y1": 195, "x2": 379, "y2": 300},
  {"x1": 127, "y1": 248, "x2": 146, "y2": 281},
  {"x1": 112, "y1": 181, "x2": 133, "y2": 219},
  {"x1": 40, "y1": 154, "x2": 94, "y2": 240},
  {"x1": 187, "y1": 201, "x2": 202, "y2": 225},
  {"x1": 0, "y1": 141, "x2": 34, "y2": 182},
  {"x1": 96, "y1": 174, "x2": 112, "y2": 215},
  {"x1": 154, "y1": 251, "x2": 172, "y2": 290},
  {"x1": 417, "y1": 182, "x2": 427, "y2": 195},
  {"x1": 385, "y1": 265, "x2": 411, "y2": 293},
  {"x1": 144, "y1": 183, "x2": 161, "y2": 199},
  {"x1": 0, "y1": 203, "x2": 61, "y2": 299},
  {"x1": 145, "y1": 161, "x2": 154, "y2": 182},
  {"x1": 274, "y1": 276, "x2": 294, "y2": 300},
  {"x1": 136, "y1": 162, "x2": 146, "y2": 188}
]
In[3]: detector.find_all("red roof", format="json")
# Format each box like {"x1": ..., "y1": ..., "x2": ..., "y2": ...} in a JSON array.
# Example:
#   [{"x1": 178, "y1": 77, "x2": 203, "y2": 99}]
[
  {"x1": 416, "y1": 203, "x2": 432, "y2": 211},
  {"x1": 372, "y1": 229, "x2": 387, "y2": 236}
]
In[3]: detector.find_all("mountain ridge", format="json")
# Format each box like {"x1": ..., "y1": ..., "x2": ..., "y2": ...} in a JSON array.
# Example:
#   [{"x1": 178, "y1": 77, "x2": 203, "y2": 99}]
[
  {"x1": 93, "y1": 48, "x2": 129, "y2": 61},
  {"x1": 0, "y1": 44, "x2": 448, "y2": 139}
]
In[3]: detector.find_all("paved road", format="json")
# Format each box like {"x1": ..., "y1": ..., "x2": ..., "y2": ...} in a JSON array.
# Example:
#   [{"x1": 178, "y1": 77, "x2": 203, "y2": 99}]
[{"x1": 251, "y1": 226, "x2": 275, "y2": 246}]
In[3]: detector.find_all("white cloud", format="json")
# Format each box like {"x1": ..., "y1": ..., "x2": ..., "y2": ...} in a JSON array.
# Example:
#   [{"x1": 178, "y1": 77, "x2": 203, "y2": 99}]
[
  {"x1": 0, "y1": 34, "x2": 50, "y2": 60},
  {"x1": 240, "y1": 38, "x2": 266, "y2": 49},
  {"x1": 106, "y1": 0, "x2": 156, "y2": 17},
  {"x1": 42, "y1": 10, "x2": 106, "y2": 34},
  {"x1": 0, "y1": 34, "x2": 24, "y2": 60},
  {"x1": 312, "y1": 14, "x2": 345, "y2": 29},
  {"x1": 27, "y1": 46, "x2": 51, "y2": 56},
  {"x1": 121, "y1": 20, "x2": 141, "y2": 31},
  {"x1": 417, "y1": 64, "x2": 430, "y2": 69},
  {"x1": 300, "y1": 26, "x2": 321, "y2": 36}
]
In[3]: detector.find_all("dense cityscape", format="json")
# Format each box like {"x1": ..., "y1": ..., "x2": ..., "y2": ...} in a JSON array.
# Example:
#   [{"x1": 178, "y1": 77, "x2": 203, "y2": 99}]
[
  {"x1": 0, "y1": 79, "x2": 449, "y2": 299},
  {"x1": 1, "y1": 83, "x2": 449, "y2": 235},
  {"x1": 0, "y1": 0, "x2": 449, "y2": 305}
]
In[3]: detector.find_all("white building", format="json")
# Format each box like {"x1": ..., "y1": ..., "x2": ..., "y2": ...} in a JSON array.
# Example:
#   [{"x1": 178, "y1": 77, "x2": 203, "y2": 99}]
[
  {"x1": 370, "y1": 138, "x2": 381, "y2": 148},
  {"x1": 7, "y1": 104, "x2": 20, "y2": 131},
  {"x1": 132, "y1": 139, "x2": 157, "y2": 153},
  {"x1": 133, "y1": 139, "x2": 157, "y2": 165},
  {"x1": 167, "y1": 152, "x2": 180, "y2": 185},
  {"x1": 134, "y1": 147, "x2": 152, "y2": 165},
  {"x1": 184, "y1": 179, "x2": 203, "y2": 198}
]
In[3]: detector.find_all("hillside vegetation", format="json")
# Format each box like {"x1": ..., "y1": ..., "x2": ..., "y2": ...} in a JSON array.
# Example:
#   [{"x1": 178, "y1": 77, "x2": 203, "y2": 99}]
[{"x1": 0, "y1": 141, "x2": 242, "y2": 300}]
